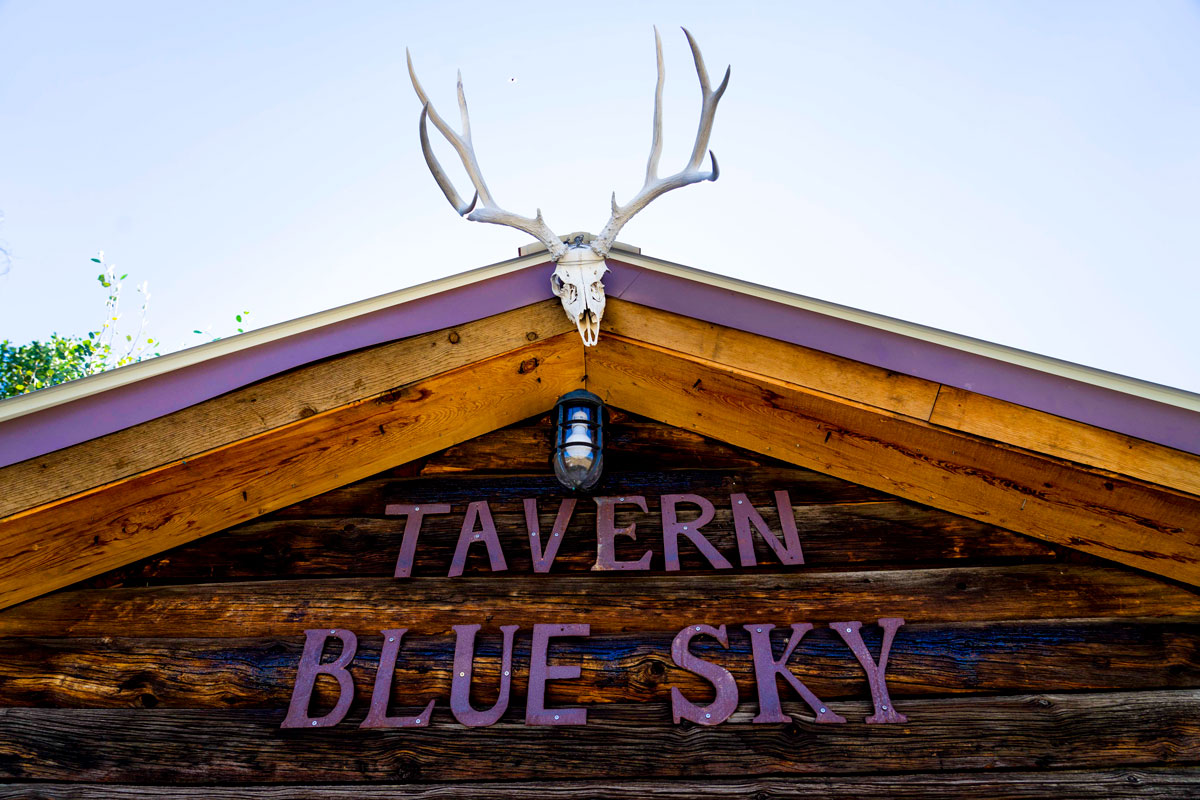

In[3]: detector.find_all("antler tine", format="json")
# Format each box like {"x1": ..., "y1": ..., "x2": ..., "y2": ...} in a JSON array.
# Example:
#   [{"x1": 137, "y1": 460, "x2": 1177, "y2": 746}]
[
  {"x1": 419, "y1": 105, "x2": 477, "y2": 216},
  {"x1": 591, "y1": 28, "x2": 730, "y2": 258},
  {"x1": 407, "y1": 49, "x2": 566, "y2": 259},
  {"x1": 645, "y1": 26, "x2": 665, "y2": 185},
  {"x1": 682, "y1": 26, "x2": 731, "y2": 172}
]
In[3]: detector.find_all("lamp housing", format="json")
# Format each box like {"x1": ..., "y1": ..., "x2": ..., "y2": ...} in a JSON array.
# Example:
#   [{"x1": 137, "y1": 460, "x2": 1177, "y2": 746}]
[{"x1": 552, "y1": 389, "x2": 604, "y2": 491}]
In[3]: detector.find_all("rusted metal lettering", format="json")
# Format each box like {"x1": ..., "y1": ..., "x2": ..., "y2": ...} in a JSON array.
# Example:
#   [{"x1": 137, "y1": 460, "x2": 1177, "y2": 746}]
[
  {"x1": 744, "y1": 623, "x2": 846, "y2": 724},
  {"x1": 385, "y1": 503, "x2": 451, "y2": 578},
  {"x1": 661, "y1": 493, "x2": 732, "y2": 571},
  {"x1": 523, "y1": 497, "x2": 576, "y2": 573},
  {"x1": 281, "y1": 628, "x2": 357, "y2": 728},
  {"x1": 670, "y1": 623, "x2": 738, "y2": 725},
  {"x1": 450, "y1": 624, "x2": 519, "y2": 727},
  {"x1": 360, "y1": 628, "x2": 435, "y2": 728},
  {"x1": 593, "y1": 495, "x2": 652, "y2": 571},
  {"x1": 832, "y1": 618, "x2": 908, "y2": 724},
  {"x1": 732, "y1": 490, "x2": 804, "y2": 567},
  {"x1": 448, "y1": 500, "x2": 509, "y2": 578},
  {"x1": 526, "y1": 623, "x2": 590, "y2": 725}
]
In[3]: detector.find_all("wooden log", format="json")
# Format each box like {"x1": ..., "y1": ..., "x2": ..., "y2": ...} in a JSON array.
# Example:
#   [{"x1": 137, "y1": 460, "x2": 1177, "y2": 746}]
[
  {"x1": 585, "y1": 336, "x2": 1200, "y2": 585},
  {"x1": 0, "y1": 690, "x2": 1197, "y2": 782},
  {"x1": 931, "y1": 386, "x2": 1200, "y2": 498},
  {"x1": 0, "y1": 301, "x2": 573, "y2": 520},
  {"x1": 1, "y1": 620, "x2": 1196, "y2": 709},
  {"x1": 89, "y1": 493, "x2": 1054, "y2": 587},
  {"x1": 1, "y1": 565, "x2": 1196, "y2": 639},
  {"x1": 0, "y1": 336, "x2": 583, "y2": 611},
  {"x1": 3, "y1": 771, "x2": 1200, "y2": 798}
]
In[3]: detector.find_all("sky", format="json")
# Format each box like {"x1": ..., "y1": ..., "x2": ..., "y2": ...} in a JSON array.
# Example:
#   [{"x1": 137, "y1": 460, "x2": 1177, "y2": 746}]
[{"x1": 1, "y1": 1, "x2": 1198, "y2": 392}]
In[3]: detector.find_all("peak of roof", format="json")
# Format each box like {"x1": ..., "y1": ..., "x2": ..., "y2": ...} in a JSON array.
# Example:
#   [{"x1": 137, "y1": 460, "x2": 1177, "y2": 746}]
[{"x1": 2, "y1": 247, "x2": 1198, "y2": 466}]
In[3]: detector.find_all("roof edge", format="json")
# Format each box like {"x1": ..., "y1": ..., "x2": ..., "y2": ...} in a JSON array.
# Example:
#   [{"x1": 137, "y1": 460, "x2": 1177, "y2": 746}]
[
  {"x1": 0, "y1": 250, "x2": 553, "y2": 425},
  {"x1": 612, "y1": 251, "x2": 1200, "y2": 414}
]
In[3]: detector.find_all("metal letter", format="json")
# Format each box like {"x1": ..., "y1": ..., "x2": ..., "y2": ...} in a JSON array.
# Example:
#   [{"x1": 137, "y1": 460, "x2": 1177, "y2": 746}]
[
  {"x1": 526, "y1": 623, "x2": 590, "y2": 725},
  {"x1": 732, "y1": 490, "x2": 804, "y2": 567},
  {"x1": 281, "y1": 628, "x2": 357, "y2": 728},
  {"x1": 661, "y1": 493, "x2": 731, "y2": 571},
  {"x1": 448, "y1": 500, "x2": 509, "y2": 578},
  {"x1": 361, "y1": 628, "x2": 435, "y2": 728},
  {"x1": 523, "y1": 497, "x2": 576, "y2": 573},
  {"x1": 593, "y1": 496, "x2": 652, "y2": 571},
  {"x1": 450, "y1": 624, "x2": 519, "y2": 727},
  {"x1": 832, "y1": 618, "x2": 908, "y2": 724},
  {"x1": 386, "y1": 503, "x2": 452, "y2": 578},
  {"x1": 670, "y1": 624, "x2": 738, "y2": 725},
  {"x1": 744, "y1": 623, "x2": 845, "y2": 724}
]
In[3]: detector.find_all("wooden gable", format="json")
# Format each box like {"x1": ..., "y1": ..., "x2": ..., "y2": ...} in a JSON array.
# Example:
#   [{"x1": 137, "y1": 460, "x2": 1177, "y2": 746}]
[
  {"x1": 0, "y1": 411, "x2": 1198, "y2": 795},
  {"x1": 2, "y1": 296, "x2": 1198, "y2": 616}
]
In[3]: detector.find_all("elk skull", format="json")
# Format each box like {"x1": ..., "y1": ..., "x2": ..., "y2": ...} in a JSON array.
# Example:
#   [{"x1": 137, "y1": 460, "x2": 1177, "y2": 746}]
[
  {"x1": 408, "y1": 28, "x2": 729, "y2": 345},
  {"x1": 551, "y1": 244, "x2": 609, "y2": 346}
]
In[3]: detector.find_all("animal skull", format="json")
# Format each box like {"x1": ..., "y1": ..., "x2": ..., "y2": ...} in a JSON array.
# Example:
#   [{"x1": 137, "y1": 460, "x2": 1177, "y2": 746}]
[
  {"x1": 551, "y1": 244, "x2": 609, "y2": 347},
  {"x1": 409, "y1": 27, "x2": 728, "y2": 346}
]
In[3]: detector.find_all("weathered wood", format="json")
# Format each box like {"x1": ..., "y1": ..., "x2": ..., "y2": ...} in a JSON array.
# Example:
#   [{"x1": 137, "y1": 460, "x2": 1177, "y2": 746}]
[
  {"x1": 602, "y1": 299, "x2": 943, "y2": 419},
  {"x1": 88, "y1": 493, "x2": 1053, "y2": 587},
  {"x1": 0, "y1": 336, "x2": 583, "y2": 611},
  {"x1": 272, "y1": 466, "x2": 891, "y2": 519},
  {"x1": 931, "y1": 386, "x2": 1200, "y2": 498},
  {"x1": 420, "y1": 419, "x2": 769, "y2": 474},
  {"x1": 4, "y1": 771, "x2": 1200, "y2": 798},
  {"x1": 2, "y1": 620, "x2": 1196, "y2": 709},
  {"x1": 1, "y1": 691, "x2": 1197, "y2": 781},
  {"x1": 585, "y1": 336, "x2": 1200, "y2": 585},
  {"x1": 0, "y1": 300, "x2": 574, "y2": 520},
  {"x1": 2, "y1": 565, "x2": 1196, "y2": 639}
]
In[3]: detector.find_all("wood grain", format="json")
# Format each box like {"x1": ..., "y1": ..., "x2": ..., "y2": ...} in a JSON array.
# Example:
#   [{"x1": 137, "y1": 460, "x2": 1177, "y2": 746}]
[
  {"x1": 931, "y1": 386, "x2": 1200, "y2": 498},
  {"x1": 419, "y1": 419, "x2": 769, "y2": 474},
  {"x1": 1, "y1": 691, "x2": 1197, "y2": 781},
  {"x1": 0, "y1": 336, "x2": 583, "y2": 611},
  {"x1": 3, "y1": 771, "x2": 1199, "y2": 798},
  {"x1": 82, "y1": 496, "x2": 1053, "y2": 587},
  {"x1": 605, "y1": 299, "x2": 1200, "y2": 502},
  {"x1": 1, "y1": 565, "x2": 1196, "y2": 638},
  {"x1": 603, "y1": 299, "x2": 943, "y2": 419},
  {"x1": 0, "y1": 300, "x2": 573, "y2": 520},
  {"x1": 585, "y1": 336, "x2": 1200, "y2": 585},
  {"x1": 1, "y1": 620, "x2": 1196, "y2": 709}
]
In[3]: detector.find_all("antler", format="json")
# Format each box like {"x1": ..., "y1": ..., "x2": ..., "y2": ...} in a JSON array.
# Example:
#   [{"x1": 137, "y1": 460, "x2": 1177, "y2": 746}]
[
  {"x1": 407, "y1": 50, "x2": 567, "y2": 261},
  {"x1": 590, "y1": 27, "x2": 730, "y2": 258}
]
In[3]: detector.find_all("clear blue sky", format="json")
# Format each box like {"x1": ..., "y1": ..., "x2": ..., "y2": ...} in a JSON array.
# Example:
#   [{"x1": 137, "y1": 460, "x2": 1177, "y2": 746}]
[{"x1": 2, "y1": 1, "x2": 1198, "y2": 391}]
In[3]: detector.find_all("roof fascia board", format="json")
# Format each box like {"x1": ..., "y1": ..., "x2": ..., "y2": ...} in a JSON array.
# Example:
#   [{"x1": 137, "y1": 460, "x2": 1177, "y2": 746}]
[
  {"x1": 608, "y1": 254, "x2": 1200, "y2": 456},
  {"x1": 612, "y1": 252, "x2": 1200, "y2": 414},
  {"x1": 0, "y1": 251, "x2": 554, "y2": 426},
  {"x1": 0, "y1": 254, "x2": 561, "y2": 469}
]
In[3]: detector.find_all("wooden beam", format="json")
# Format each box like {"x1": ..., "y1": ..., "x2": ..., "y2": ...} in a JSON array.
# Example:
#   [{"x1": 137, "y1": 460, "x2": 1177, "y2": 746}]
[
  {"x1": 1, "y1": 566, "x2": 1195, "y2": 638},
  {"x1": 931, "y1": 385, "x2": 1200, "y2": 497},
  {"x1": 1, "y1": 691, "x2": 1198, "y2": 781},
  {"x1": 3, "y1": 772, "x2": 1198, "y2": 798},
  {"x1": 0, "y1": 300, "x2": 573, "y2": 520},
  {"x1": 3, "y1": 620, "x2": 1196, "y2": 709},
  {"x1": 83, "y1": 495, "x2": 1053, "y2": 586},
  {"x1": 606, "y1": 299, "x2": 1200, "y2": 500},
  {"x1": 602, "y1": 299, "x2": 942, "y2": 419},
  {"x1": 586, "y1": 337, "x2": 1200, "y2": 585},
  {"x1": 0, "y1": 335, "x2": 583, "y2": 611}
]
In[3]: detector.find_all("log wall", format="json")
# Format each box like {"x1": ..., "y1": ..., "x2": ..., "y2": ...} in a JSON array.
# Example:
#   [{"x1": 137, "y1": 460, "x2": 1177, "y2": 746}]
[{"x1": 1, "y1": 412, "x2": 1197, "y2": 797}]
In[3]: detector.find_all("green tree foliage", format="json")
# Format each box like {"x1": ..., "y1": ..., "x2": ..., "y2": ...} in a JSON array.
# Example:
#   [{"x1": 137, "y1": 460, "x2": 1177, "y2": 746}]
[{"x1": 0, "y1": 253, "x2": 249, "y2": 400}]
